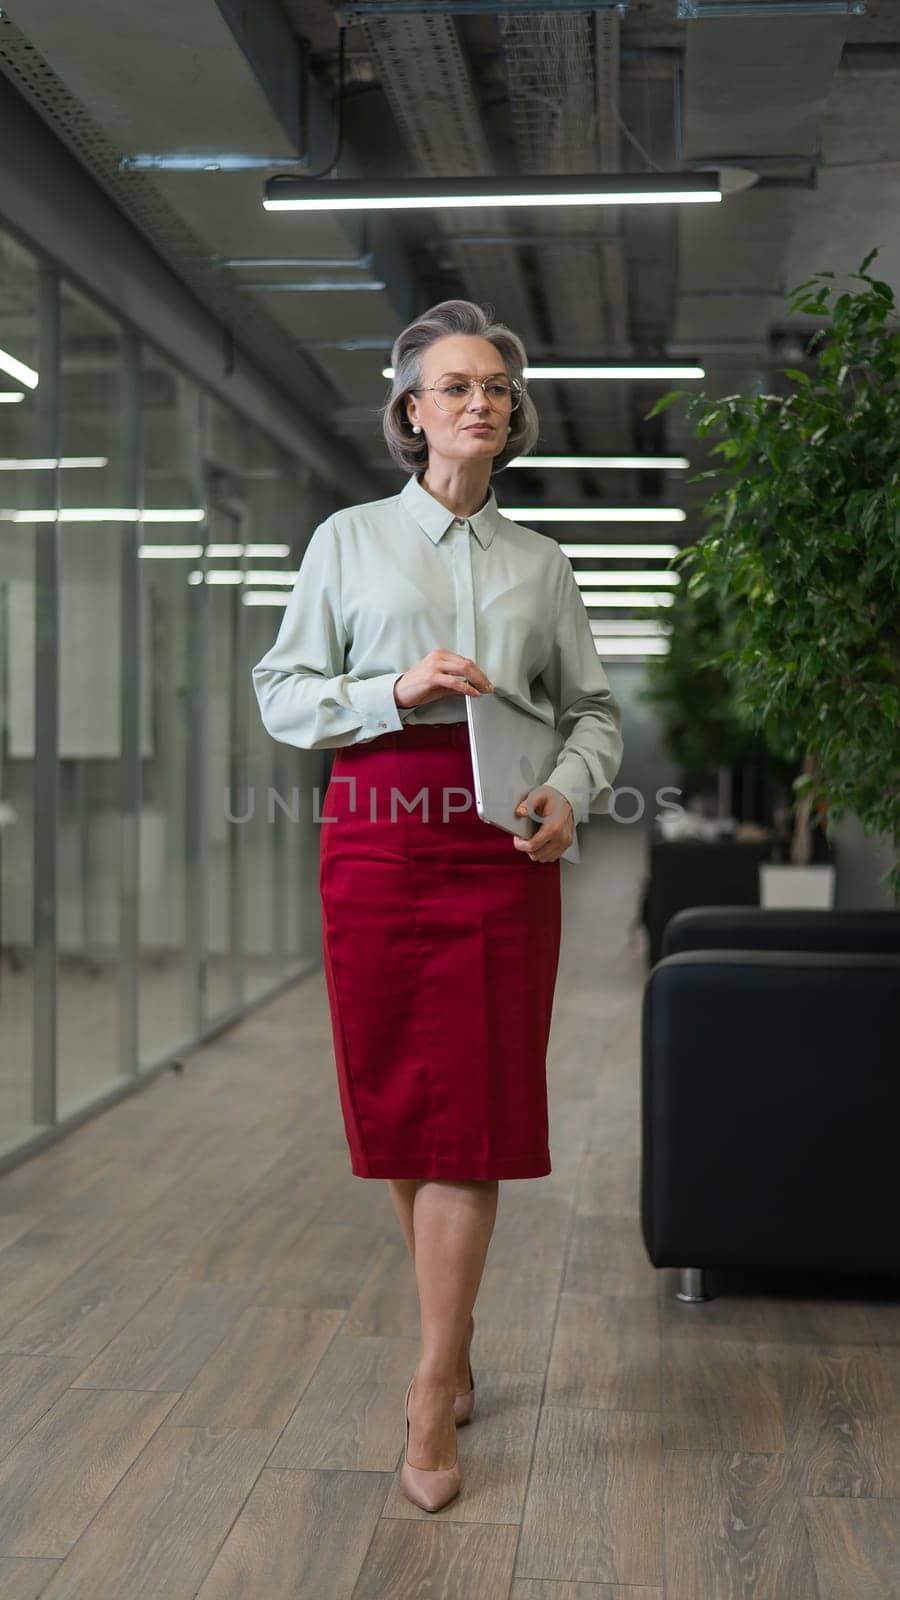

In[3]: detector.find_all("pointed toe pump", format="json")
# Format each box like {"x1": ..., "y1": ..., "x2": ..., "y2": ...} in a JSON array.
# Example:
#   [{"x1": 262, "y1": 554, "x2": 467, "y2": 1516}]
[{"x1": 400, "y1": 1379, "x2": 461, "y2": 1513}]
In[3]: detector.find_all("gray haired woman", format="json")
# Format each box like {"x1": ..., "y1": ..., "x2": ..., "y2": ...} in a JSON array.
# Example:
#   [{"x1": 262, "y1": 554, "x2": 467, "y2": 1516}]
[{"x1": 252, "y1": 299, "x2": 624, "y2": 1512}]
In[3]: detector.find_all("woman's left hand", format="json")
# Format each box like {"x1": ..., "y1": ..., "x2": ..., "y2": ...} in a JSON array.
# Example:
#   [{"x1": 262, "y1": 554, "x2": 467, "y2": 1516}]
[{"x1": 513, "y1": 787, "x2": 574, "y2": 863}]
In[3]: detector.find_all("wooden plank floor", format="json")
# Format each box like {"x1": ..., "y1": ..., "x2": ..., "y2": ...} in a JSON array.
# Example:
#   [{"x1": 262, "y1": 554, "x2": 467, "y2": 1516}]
[{"x1": 0, "y1": 819, "x2": 897, "y2": 1598}]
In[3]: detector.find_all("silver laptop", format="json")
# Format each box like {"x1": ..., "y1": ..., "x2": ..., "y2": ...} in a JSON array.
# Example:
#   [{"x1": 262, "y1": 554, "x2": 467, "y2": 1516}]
[{"x1": 465, "y1": 690, "x2": 581, "y2": 864}]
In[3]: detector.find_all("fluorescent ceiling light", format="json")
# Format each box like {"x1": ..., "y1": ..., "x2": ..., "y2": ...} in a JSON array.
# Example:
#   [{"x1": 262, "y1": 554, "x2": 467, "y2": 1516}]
[
  {"x1": 383, "y1": 364, "x2": 704, "y2": 380},
  {"x1": 590, "y1": 619, "x2": 671, "y2": 635},
  {"x1": 139, "y1": 545, "x2": 205, "y2": 559},
  {"x1": 205, "y1": 543, "x2": 291, "y2": 558},
  {"x1": 510, "y1": 455, "x2": 689, "y2": 469},
  {"x1": 190, "y1": 570, "x2": 244, "y2": 584},
  {"x1": 265, "y1": 172, "x2": 722, "y2": 212},
  {"x1": 194, "y1": 570, "x2": 298, "y2": 585},
  {"x1": 679, "y1": 0, "x2": 859, "y2": 15},
  {"x1": 242, "y1": 591, "x2": 289, "y2": 606},
  {"x1": 581, "y1": 592, "x2": 675, "y2": 607},
  {"x1": 1, "y1": 508, "x2": 206, "y2": 523},
  {"x1": 0, "y1": 346, "x2": 38, "y2": 390},
  {"x1": 149, "y1": 546, "x2": 293, "y2": 564},
  {"x1": 574, "y1": 571, "x2": 680, "y2": 586},
  {"x1": 122, "y1": 153, "x2": 307, "y2": 171},
  {"x1": 237, "y1": 280, "x2": 386, "y2": 292},
  {"x1": 562, "y1": 543, "x2": 680, "y2": 558},
  {"x1": 217, "y1": 255, "x2": 375, "y2": 268},
  {"x1": 526, "y1": 365, "x2": 703, "y2": 380},
  {"x1": 595, "y1": 638, "x2": 670, "y2": 655},
  {"x1": 505, "y1": 507, "x2": 685, "y2": 522},
  {"x1": 0, "y1": 457, "x2": 108, "y2": 471},
  {"x1": 0, "y1": 393, "x2": 25, "y2": 404}
]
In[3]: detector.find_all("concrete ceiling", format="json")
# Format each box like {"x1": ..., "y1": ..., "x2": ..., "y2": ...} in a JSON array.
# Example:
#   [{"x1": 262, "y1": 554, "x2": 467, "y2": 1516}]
[{"x1": 2, "y1": 0, "x2": 900, "y2": 532}]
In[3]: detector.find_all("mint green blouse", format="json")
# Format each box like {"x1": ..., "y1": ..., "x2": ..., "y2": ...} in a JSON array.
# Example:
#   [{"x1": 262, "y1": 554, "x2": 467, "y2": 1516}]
[{"x1": 251, "y1": 470, "x2": 624, "y2": 826}]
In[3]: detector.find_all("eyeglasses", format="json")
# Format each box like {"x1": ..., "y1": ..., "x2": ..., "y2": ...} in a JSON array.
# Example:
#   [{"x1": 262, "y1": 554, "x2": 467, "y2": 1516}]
[{"x1": 413, "y1": 375, "x2": 524, "y2": 413}]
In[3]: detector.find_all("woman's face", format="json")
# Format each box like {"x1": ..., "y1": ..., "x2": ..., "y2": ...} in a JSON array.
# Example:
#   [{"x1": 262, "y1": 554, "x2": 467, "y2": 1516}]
[{"x1": 405, "y1": 333, "x2": 512, "y2": 466}]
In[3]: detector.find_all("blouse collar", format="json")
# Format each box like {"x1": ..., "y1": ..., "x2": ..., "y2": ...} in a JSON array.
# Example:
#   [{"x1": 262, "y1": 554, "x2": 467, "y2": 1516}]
[{"x1": 400, "y1": 471, "x2": 502, "y2": 549}]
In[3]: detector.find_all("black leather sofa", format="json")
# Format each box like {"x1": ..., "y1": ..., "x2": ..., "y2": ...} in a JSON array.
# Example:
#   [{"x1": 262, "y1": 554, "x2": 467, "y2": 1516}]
[
  {"x1": 640, "y1": 906, "x2": 900, "y2": 1302},
  {"x1": 640, "y1": 837, "x2": 776, "y2": 968}
]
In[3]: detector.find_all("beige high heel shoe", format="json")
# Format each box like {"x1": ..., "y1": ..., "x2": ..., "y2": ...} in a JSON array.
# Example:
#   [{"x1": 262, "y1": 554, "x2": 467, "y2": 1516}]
[
  {"x1": 454, "y1": 1316, "x2": 476, "y2": 1426},
  {"x1": 400, "y1": 1377, "x2": 461, "y2": 1513}
]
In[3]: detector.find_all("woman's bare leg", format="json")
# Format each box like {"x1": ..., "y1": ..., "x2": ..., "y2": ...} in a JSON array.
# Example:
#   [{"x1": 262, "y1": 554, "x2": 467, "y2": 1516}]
[
  {"x1": 387, "y1": 1177, "x2": 417, "y2": 1261},
  {"x1": 387, "y1": 1177, "x2": 480, "y2": 1397},
  {"x1": 405, "y1": 1178, "x2": 499, "y2": 1470}
]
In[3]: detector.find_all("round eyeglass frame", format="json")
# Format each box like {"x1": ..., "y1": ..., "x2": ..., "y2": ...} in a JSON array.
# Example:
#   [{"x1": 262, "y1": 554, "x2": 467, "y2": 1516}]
[{"x1": 411, "y1": 375, "x2": 524, "y2": 414}]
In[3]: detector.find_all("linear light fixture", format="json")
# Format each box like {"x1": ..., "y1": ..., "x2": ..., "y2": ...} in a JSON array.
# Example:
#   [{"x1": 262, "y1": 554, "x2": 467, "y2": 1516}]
[
  {"x1": 574, "y1": 571, "x2": 680, "y2": 586},
  {"x1": 581, "y1": 592, "x2": 675, "y2": 607},
  {"x1": 337, "y1": 0, "x2": 626, "y2": 14},
  {"x1": 0, "y1": 393, "x2": 25, "y2": 404},
  {"x1": 204, "y1": 543, "x2": 291, "y2": 558},
  {"x1": 595, "y1": 638, "x2": 670, "y2": 655},
  {"x1": 0, "y1": 346, "x2": 39, "y2": 389},
  {"x1": 510, "y1": 455, "x2": 689, "y2": 469},
  {"x1": 527, "y1": 364, "x2": 703, "y2": 380},
  {"x1": 383, "y1": 364, "x2": 704, "y2": 380},
  {"x1": 265, "y1": 172, "x2": 723, "y2": 212},
  {"x1": 197, "y1": 570, "x2": 297, "y2": 584},
  {"x1": 678, "y1": 0, "x2": 862, "y2": 15},
  {"x1": 504, "y1": 507, "x2": 685, "y2": 522},
  {"x1": 216, "y1": 255, "x2": 375, "y2": 269},
  {"x1": 243, "y1": 591, "x2": 289, "y2": 606},
  {"x1": 122, "y1": 154, "x2": 308, "y2": 172},
  {"x1": 0, "y1": 457, "x2": 108, "y2": 471},
  {"x1": 2, "y1": 508, "x2": 206, "y2": 523},
  {"x1": 562, "y1": 543, "x2": 680, "y2": 558},
  {"x1": 590, "y1": 619, "x2": 671, "y2": 635},
  {"x1": 237, "y1": 280, "x2": 386, "y2": 292},
  {"x1": 139, "y1": 545, "x2": 205, "y2": 559},
  {"x1": 140, "y1": 553, "x2": 294, "y2": 566}
]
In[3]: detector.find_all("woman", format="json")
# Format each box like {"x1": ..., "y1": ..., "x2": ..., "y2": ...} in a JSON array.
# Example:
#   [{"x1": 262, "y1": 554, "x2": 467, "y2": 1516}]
[{"x1": 252, "y1": 299, "x2": 624, "y2": 1513}]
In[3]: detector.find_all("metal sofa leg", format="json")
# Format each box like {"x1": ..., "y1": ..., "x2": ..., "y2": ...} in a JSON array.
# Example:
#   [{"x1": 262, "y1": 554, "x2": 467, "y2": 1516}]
[{"x1": 676, "y1": 1267, "x2": 710, "y2": 1303}]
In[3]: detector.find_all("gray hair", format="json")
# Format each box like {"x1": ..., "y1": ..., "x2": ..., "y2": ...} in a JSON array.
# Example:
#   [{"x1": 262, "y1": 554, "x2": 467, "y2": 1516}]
[{"x1": 381, "y1": 298, "x2": 540, "y2": 475}]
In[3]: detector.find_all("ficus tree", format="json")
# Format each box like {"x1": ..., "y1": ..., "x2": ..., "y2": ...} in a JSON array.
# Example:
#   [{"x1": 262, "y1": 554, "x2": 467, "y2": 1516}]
[
  {"x1": 646, "y1": 248, "x2": 900, "y2": 898},
  {"x1": 640, "y1": 556, "x2": 797, "y2": 814}
]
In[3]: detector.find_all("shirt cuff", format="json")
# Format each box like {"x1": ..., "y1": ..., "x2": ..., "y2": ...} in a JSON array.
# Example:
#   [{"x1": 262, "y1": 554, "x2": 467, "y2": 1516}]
[
  {"x1": 346, "y1": 672, "x2": 407, "y2": 738},
  {"x1": 542, "y1": 756, "x2": 595, "y2": 829}
]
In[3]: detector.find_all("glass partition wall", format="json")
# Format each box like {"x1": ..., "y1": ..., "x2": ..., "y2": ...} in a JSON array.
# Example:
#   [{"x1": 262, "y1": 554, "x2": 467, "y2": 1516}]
[
  {"x1": 0, "y1": 231, "x2": 41, "y2": 1150},
  {"x1": 0, "y1": 218, "x2": 325, "y2": 1166}
]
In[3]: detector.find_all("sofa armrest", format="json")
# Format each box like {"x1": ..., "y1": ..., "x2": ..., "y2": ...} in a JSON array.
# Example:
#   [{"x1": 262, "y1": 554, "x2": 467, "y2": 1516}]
[
  {"x1": 662, "y1": 906, "x2": 900, "y2": 958},
  {"x1": 641, "y1": 949, "x2": 900, "y2": 1274}
]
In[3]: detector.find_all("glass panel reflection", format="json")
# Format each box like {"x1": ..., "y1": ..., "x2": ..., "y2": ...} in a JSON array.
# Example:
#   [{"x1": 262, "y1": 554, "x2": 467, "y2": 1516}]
[
  {"x1": 138, "y1": 347, "x2": 203, "y2": 1062},
  {"x1": 56, "y1": 282, "x2": 125, "y2": 1115},
  {"x1": 0, "y1": 229, "x2": 41, "y2": 1149}
]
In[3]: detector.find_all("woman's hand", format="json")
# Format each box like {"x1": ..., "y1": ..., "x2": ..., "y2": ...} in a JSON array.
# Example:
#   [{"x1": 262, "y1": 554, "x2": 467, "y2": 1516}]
[
  {"x1": 513, "y1": 787, "x2": 574, "y2": 863},
  {"x1": 394, "y1": 649, "x2": 493, "y2": 710}
]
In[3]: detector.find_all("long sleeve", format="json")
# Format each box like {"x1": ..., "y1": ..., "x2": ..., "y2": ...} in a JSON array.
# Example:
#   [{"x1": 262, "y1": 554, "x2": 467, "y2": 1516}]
[
  {"x1": 540, "y1": 553, "x2": 625, "y2": 827},
  {"x1": 251, "y1": 518, "x2": 407, "y2": 750}
]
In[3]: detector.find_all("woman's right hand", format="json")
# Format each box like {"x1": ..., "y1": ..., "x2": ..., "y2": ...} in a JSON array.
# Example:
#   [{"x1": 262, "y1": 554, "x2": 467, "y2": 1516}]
[{"x1": 394, "y1": 649, "x2": 494, "y2": 711}]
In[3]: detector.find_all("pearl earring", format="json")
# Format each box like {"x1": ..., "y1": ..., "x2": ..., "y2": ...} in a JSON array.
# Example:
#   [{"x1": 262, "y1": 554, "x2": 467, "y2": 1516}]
[{"x1": 411, "y1": 424, "x2": 422, "y2": 434}]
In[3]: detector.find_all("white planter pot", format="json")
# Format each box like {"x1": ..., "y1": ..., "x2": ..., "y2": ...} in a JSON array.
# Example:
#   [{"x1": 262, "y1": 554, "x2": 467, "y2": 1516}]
[{"x1": 759, "y1": 862, "x2": 836, "y2": 909}]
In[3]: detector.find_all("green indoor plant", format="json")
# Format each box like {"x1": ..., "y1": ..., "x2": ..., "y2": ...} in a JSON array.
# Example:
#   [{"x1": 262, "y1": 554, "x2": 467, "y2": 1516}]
[
  {"x1": 640, "y1": 551, "x2": 798, "y2": 821},
  {"x1": 646, "y1": 248, "x2": 900, "y2": 899}
]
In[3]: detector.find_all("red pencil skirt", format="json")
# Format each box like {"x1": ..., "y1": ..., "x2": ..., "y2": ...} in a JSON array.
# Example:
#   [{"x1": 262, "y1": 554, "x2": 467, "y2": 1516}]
[{"x1": 318, "y1": 720, "x2": 562, "y2": 1180}]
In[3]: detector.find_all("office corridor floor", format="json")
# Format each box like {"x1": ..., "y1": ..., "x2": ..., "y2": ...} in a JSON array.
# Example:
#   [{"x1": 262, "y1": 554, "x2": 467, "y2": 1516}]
[{"x1": 0, "y1": 817, "x2": 897, "y2": 1598}]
